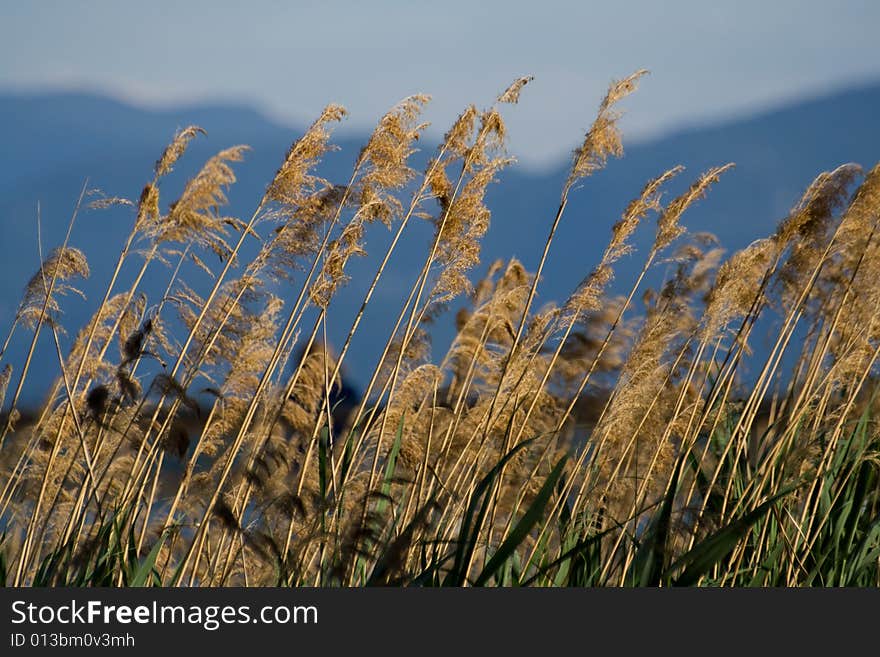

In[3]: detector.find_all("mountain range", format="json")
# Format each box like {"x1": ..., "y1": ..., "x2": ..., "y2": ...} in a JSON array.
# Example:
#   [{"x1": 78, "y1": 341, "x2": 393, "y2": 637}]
[{"x1": 1, "y1": 82, "x2": 879, "y2": 402}]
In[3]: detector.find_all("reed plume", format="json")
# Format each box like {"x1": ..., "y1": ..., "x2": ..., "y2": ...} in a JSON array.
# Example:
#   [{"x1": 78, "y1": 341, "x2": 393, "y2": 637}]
[{"x1": 2, "y1": 78, "x2": 879, "y2": 589}]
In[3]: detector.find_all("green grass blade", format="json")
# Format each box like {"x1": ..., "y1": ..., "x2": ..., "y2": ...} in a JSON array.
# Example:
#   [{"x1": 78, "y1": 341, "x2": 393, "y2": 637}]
[
  {"x1": 667, "y1": 484, "x2": 800, "y2": 586},
  {"x1": 443, "y1": 435, "x2": 537, "y2": 586},
  {"x1": 375, "y1": 414, "x2": 405, "y2": 516},
  {"x1": 475, "y1": 457, "x2": 566, "y2": 586},
  {"x1": 132, "y1": 534, "x2": 167, "y2": 587}
]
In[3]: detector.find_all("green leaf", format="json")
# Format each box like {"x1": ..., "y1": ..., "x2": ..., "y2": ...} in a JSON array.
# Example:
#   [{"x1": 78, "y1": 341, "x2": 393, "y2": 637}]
[
  {"x1": 132, "y1": 534, "x2": 167, "y2": 587},
  {"x1": 443, "y1": 435, "x2": 537, "y2": 586},
  {"x1": 475, "y1": 457, "x2": 567, "y2": 586},
  {"x1": 520, "y1": 499, "x2": 661, "y2": 587},
  {"x1": 375, "y1": 414, "x2": 405, "y2": 516},
  {"x1": 630, "y1": 448, "x2": 686, "y2": 586},
  {"x1": 667, "y1": 484, "x2": 800, "y2": 586}
]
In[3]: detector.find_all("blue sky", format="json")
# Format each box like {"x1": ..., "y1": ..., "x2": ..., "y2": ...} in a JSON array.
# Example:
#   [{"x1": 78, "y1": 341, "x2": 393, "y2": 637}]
[{"x1": 2, "y1": 0, "x2": 879, "y2": 168}]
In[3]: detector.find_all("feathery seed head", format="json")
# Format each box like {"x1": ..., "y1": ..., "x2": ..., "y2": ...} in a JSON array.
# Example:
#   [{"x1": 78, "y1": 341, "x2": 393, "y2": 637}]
[
  {"x1": 160, "y1": 145, "x2": 249, "y2": 259},
  {"x1": 358, "y1": 95, "x2": 431, "y2": 226},
  {"x1": 267, "y1": 104, "x2": 347, "y2": 207},
  {"x1": 565, "y1": 166, "x2": 684, "y2": 318},
  {"x1": 701, "y1": 238, "x2": 776, "y2": 339},
  {"x1": 135, "y1": 183, "x2": 161, "y2": 232},
  {"x1": 443, "y1": 105, "x2": 479, "y2": 158},
  {"x1": 776, "y1": 163, "x2": 862, "y2": 247},
  {"x1": 87, "y1": 194, "x2": 134, "y2": 211},
  {"x1": 654, "y1": 163, "x2": 734, "y2": 252},
  {"x1": 567, "y1": 69, "x2": 648, "y2": 187},
  {"x1": 155, "y1": 125, "x2": 206, "y2": 178},
  {"x1": 497, "y1": 75, "x2": 535, "y2": 105},
  {"x1": 16, "y1": 247, "x2": 90, "y2": 329}
]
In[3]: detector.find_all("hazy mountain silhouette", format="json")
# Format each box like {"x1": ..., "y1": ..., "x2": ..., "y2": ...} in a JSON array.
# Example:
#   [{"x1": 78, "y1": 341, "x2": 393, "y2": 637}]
[{"x1": 1, "y1": 82, "x2": 879, "y2": 402}]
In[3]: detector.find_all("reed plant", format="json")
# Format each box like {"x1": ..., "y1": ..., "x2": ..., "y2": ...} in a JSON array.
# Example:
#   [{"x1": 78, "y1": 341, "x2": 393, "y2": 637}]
[{"x1": 1, "y1": 73, "x2": 879, "y2": 586}]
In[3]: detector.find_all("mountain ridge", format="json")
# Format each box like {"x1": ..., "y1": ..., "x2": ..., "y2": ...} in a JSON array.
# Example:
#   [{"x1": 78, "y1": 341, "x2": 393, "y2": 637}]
[{"x1": 2, "y1": 81, "x2": 879, "y2": 401}]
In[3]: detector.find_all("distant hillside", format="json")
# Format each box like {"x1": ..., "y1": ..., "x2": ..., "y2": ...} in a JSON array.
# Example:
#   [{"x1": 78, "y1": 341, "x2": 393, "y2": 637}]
[{"x1": 1, "y1": 83, "x2": 879, "y2": 402}]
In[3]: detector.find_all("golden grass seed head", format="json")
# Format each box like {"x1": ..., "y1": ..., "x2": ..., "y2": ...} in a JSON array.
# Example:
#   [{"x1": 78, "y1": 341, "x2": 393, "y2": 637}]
[
  {"x1": 360, "y1": 94, "x2": 430, "y2": 193},
  {"x1": 86, "y1": 194, "x2": 134, "y2": 211},
  {"x1": 161, "y1": 145, "x2": 250, "y2": 256},
  {"x1": 309, "y1": 221, "x2": 367, "y2": 309},
  {"x1": 480, "y1": 109, "x2": 508, "y2": 155},
  {"x1": 564, "y1": 166, "x2": 684, "y2": 319},
  {"x1": 16, "y1": 246, "x2": 90, "y2": 329},
  {"x1": 833, "y1": 163, "x2": 880, "y2": 258},
  {"x1": 653, "y1": 163, "x2": 734, "y2": 253},
  {"x1": 220, "y1": 295, "x2": 283, "y2": 399},
  {"x1": 497, "y1": 75, "x2": 535, "y2": 105},
  {"x1": 442, "y1": 105, "x2": 479, "y2": 158},
  {"x1": 701, "y1": 237, "x2": 776, "y2": 340},
  {"x1": 775, "y1": 163, "x2": 862, "y2": 247},
  {"x1": 135, "y1": 183, "x2": 161, "y2": 232},
  {"x1": 432, "y1": 156, "x2": 513, "y2": 304},
  {"x1": 155, "y1": 125, "x2": 206, "y2": 178},
  {"x1": 267, "y1": 104, "x2": 347, "y2": 207},
  {"x1": 612, "y1": 165, "x2": 684, "y2": 252},
  {"x1": 567, "y1": 69, "x2": 648, "y2": 188}
]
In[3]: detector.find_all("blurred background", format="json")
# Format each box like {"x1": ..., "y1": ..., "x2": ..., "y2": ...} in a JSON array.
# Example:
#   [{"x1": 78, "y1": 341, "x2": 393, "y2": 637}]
[{"x1": 2, "y1": 0, "x2": 880, "y2": 402}]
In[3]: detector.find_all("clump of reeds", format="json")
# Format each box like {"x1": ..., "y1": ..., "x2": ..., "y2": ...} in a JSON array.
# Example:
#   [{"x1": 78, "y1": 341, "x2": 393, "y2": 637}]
[{"x1": 1, "y1": 72, "x2": 879, "y2": 588}]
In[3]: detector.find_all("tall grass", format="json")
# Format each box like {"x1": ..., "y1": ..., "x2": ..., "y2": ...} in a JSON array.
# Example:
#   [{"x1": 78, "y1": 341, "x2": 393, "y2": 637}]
[{"x1": 1, "y1": 73, "x2": 879, "y2": 586}]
